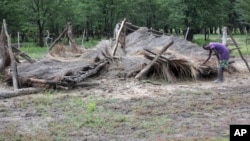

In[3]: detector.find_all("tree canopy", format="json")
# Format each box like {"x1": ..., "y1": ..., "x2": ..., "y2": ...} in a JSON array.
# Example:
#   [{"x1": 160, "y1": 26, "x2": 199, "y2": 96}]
[{"x1": 0, "y1": 0, "x2": 249, "y2": 46}]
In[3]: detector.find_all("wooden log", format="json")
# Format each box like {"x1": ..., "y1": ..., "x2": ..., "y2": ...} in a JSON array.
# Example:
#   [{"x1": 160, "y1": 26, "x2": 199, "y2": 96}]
[
  {"x1": 227, "y1": 28, "x2": 250, "y2": 72},
  {"x1": 112, "y1": 18, "x2": 126, "y2": 57},
  {"x1": 75, "y1": 82, "x2": 99, "y2": 87},
  {"x1": 28, "y1": 78, "x2": 99, "y2": 87},
  {"x1": 0, "y1": 21, "x2": 10, "y2": 73},
  {"x1": 3, "y1": 19, "x2": 19, "y2": 90},
  {"x1": 0, "y1": 88, "x2": 41, "y2": 99},
  {"x1": 135, "y1": 40, "x2": 174, "y2": 79},
  {"x1": 74, "y1": 60, "x2": 108, "y2": 82},
  {"x1": 66, "y1": 60, "x2": 108, "y2": 83}
]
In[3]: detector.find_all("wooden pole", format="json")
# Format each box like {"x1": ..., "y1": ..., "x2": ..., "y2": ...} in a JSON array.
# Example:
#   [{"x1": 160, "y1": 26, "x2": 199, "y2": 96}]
[
  {"x1": 0, "y1": 88, "x2": 41, "y2": 99},
  {"x1": 245, "y1": 27, "x2": 249, "y2": 53},
  {"x1": 135, "y1": 40, "x2": 174, "y2": 79},
  {"x1": 112, "y1": 18, "x2": 126, "y2": 57},
  {"x1": 3, "y1": 19, "x2": 19, "y2": 90},
  {"x1": 184, "y1": 27, "x2": 190, "y2": 40},
  {"x1": 222, "y1": 27, "x2": 227, "y2": 45},
  {"x1": 17, "y1": 32, "x2": 20, "y2": 48},
  {"x1": 217, "y1": 27, "x2": 221, "y2": 40},
  {"x1": 82, "y1": 29, "x2": 85, "y2": 48},
  {"x1": 227, "y1": 28, "x2": 250, "y2": 72}
]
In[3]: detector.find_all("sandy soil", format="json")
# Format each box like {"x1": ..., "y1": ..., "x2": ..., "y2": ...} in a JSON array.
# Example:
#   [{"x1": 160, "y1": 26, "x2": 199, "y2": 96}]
[{"x1": 0, "y1": 58, "x2": 249, "y2": 141}]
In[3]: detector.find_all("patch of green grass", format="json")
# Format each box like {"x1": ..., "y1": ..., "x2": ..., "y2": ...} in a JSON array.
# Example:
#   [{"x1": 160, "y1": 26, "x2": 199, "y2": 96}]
[
  {"x1": 87, "y1": 102, "x2": 96, "y2": 113},
  {"x1": 229, "y1": 45, "x2": 250, "y2": 56},
  {"x1": 73, "y1": 37, "x2": 100, "y2": 49},
  {"x1": 18, "y1": 38, "x2": 100, "y2": 60},
  {"x1": 20, "y1": 42, "x2": 47, "y2": 59},
  {"x1": 83, "y1": 39, "x2": 99, "y2": 49},
  {"x1": 193, "y1": 38, "x2": 219, "y2": 46}
]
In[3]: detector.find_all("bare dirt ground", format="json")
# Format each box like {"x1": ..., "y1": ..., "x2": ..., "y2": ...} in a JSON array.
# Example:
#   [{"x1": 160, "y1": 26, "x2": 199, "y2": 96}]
[{"x1": 0, "y1": 58, "x2": 250, "y2": 141}]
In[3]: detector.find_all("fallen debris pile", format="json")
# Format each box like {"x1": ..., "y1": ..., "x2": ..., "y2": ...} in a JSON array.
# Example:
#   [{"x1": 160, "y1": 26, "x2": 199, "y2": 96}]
[{"x1": 1, "y1": 19, "x2": 238, "y2": 97}]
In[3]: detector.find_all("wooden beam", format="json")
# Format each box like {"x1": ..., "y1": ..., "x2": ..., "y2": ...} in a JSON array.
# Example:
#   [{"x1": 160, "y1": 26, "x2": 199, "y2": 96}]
[
  {"x1": 112, "y1": 18, "x2": 126, "y2": 57},
  {"x1": 135, "y1": 40, "x2": 174, "y2": 79},
  {"x1": 49, "y1": 25, "x2": 68, "y2": 51},
  {"x1": 0, "y1": 88, "x2": 41, "y2": 99}
]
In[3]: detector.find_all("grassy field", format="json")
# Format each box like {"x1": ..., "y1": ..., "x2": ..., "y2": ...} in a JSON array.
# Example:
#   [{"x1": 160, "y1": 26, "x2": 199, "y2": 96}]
[{"x1": 0, "y1": 89, "x2": 232, "y2": 141}]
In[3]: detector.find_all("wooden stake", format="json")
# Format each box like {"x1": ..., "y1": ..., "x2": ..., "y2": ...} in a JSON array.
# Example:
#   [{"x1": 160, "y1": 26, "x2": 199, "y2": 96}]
[
  {"x1": 82, "y1": 29, "x2": 86, "y2": 47},
  {"x1": 222, "y1": 27, "x2": 227, "y2": 45},
  {"x1": 227, "y1": 28, "x2": 250, "y2": 72},
  {"x1": 184, "y1": 27, "x2": 190, "y2": 40},
  {"x1": 17, "y1": 32, "x2": 20, "y2": 48},
  {"x1": 112, "y1": 18, "x2": 126, "y2": 57},
  {"x1": 135, "y1": 40, "x2": 174, "y2": 79},
  {"x1": 245, "y1": 27, "x2": 249, "y2": 53},
  {"x1": 3, "y1": 19, "x2": 19, "y2": 90}
]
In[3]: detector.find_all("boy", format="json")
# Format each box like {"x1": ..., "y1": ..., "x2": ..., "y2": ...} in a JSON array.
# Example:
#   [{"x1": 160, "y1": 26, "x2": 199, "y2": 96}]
[{"x1": 203, "y1": 42, "x2": 230, "y2": 83}]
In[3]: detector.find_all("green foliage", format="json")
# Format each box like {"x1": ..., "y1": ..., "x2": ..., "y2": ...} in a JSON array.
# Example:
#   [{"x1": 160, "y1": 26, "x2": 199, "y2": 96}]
[
  {"x1": 235, "y1": 0, "x2": 250, "y2": 25},
  {"x1": 0, "y1": 0, "x2": 248, "y2": 46}
]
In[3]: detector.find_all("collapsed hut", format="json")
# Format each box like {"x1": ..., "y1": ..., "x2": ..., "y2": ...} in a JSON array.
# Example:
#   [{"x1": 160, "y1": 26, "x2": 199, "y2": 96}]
[{"x1": 0, "y1": 19, "x2": 238, "y2": 97}]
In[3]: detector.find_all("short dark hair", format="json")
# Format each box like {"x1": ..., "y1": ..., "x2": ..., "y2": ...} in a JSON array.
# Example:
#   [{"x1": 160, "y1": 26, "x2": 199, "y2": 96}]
[
  {"x1": 203, "y1": 43, "x2": 208, "y2": 48},
  {"x1": 202, "y1": 43, "x2": 210, "y2": 50}
]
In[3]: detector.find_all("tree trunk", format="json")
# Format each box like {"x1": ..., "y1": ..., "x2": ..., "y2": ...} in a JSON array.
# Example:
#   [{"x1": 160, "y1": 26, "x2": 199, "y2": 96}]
[
  {"x1": 0, "y1": 22, "x2": 10, "y2": 74},
  {"x1": 3, "y1": 19, "x2": 19, "y2": 90},
  {"x1": 38, "y1": 25, "x2": 44, "y2": 47},
  {"x1": 183, "y1": 28, "x2": 194, "y2": 41}
]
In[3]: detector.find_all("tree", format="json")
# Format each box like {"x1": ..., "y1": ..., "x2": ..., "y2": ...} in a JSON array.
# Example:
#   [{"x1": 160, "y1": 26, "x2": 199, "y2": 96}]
[
  {"x1": 235, "y1": 0, "x2": 250, "y2": 28},
  {"x1": 0, "y1": 0, "x2": 248, "y2": 45},
  {"x1": 21, "y1": 0, "x2": 66, "y2": 47},
  {"x1": 0, "y1": 0, "x2": 26, "y2": 39}
]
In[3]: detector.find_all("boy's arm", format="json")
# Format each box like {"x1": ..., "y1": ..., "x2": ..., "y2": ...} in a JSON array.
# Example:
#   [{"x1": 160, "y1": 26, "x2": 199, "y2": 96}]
[
  {"x1": 213, "y1": 49, "x2": 219, "y2": 61},
  {"x1": 202, "y1": 50, "x2": 212, "y2": 64}
]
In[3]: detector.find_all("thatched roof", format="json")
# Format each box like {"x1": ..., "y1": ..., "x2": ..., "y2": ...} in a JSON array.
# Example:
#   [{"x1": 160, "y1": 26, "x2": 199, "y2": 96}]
[
  {"x1": 91, "y1": 27, "x2": 218, "y2": 82},
  {"x1": 4, "y1": 26, "x2": 225, "y2": 89}
]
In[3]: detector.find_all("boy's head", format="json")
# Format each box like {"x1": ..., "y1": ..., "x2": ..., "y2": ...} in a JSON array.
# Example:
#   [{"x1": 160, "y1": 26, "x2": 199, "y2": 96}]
[{"x1": 203, "y1": 43, "x2": 210, "y2": 50}]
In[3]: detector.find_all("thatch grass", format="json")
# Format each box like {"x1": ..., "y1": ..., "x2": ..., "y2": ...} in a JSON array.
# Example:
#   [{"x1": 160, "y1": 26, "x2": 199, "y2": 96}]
[{"x1": 6, "y1": 27, "x2": 234, "y2": 89}]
